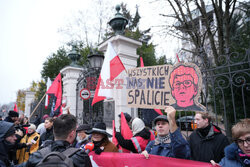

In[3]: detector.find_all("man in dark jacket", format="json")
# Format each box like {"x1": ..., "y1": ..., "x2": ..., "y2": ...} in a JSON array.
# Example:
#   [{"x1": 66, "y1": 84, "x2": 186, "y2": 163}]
[
  {"x1": 4, "y1": 110, "x2": 19, "y2": 123},
  {"x1": 0, "y1": 121, "x2": 17, "y2": 167},
  {"x1": 20, "y1": 114, "x2": 92, "y2": 167},
  {"x1": 141, "y1": 106, "x2": 190, "y2": 159},
  {"x1": 189, "y1": 112, "x2": 229, "y2": 163}
]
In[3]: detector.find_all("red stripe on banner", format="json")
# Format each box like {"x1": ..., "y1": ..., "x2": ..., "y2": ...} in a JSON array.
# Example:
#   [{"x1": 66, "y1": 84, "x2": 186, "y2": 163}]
[
  {"x1": 89, "y1": 152, "x2": 213, "y2": 167},
  {"x1": 110, "y1": 55, "x2": 125, "y2": 81}
]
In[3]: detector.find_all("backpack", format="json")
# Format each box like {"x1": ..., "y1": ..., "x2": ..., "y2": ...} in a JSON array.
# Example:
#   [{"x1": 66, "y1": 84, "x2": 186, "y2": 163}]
[{"x1": 36, "y1": 146, "x2": 80, "y2": 167}]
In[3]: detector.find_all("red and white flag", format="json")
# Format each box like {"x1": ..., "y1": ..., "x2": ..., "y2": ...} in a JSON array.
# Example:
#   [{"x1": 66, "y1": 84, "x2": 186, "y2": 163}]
[
  {"x1": 92, "y1": 42, "x2": 125, "y2": 106},
  {"x1": 45, "y1": 78, "x2": 52, "y2": 109}
]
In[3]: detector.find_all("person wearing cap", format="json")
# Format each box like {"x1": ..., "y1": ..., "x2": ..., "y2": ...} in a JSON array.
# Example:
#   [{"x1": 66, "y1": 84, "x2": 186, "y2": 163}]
[
  {"x1": 75, "y1": 124, "x2": 92, "y2": 149},
  {"x1": 4, "y1": 110, "x2": 19, "y2": 123},
  {"x1": 16, "y1": 124, "x2": 40, "y2": 164},
  {"x1": 141, "y1": 106, "x2": 190, "y2": 159},
  {"x1": 115, "y1": 117, "x2": 155, "y2": 153},
  {"x1": 89, "y1": 122, "x2": 118, "y2": 154},
  {"x1": 0, "y1": 121, "x2": 18, "y2": 166}
]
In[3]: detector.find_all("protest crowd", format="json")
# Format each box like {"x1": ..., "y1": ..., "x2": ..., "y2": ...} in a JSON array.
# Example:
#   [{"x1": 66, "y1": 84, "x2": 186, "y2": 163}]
[{"x1": 0, "y1": 107, "x2": 249, "y2": 167}]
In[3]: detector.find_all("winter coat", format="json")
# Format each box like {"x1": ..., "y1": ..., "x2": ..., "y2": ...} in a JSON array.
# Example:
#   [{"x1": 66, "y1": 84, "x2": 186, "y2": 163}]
[
  {"x1": 39, "y1": 127, "x2": 54, "y2": 146},
  {"x1": 16, "y1": 132, "x2": 40, "y2": 164},
  {"x1": 4, "y1": 116, "x2": 15, "y2": 123},
  {"x1": 19, "y1": 140, "x2": 92, "y2": 167},
  {"x1": 115, "y1": 128, "x2": 154, "y2": 153},
  {"x1": 75, "y1": 135, "x2": 92, "y2": 149},
  {"x1": 93, "y1": 137, "x2": 118, "y2": 153},
  {"x1": 189, "y1": 124, "x2": 229, "y2": 163},
  {"x1": 219, "y1": 143, "x2": 249, "y2": 167},
  {"x1": 0, "y1": 121, "x2": 15, "y2": 167},
  {"x1": 145, "y1": 128, "x2": 190, "y2": 159}
]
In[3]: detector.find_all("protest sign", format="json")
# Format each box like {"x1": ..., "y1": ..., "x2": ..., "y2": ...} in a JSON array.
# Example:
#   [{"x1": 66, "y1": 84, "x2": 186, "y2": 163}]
[{"x1": 127, "y1": 62, "x2": 206, "y2": 111}]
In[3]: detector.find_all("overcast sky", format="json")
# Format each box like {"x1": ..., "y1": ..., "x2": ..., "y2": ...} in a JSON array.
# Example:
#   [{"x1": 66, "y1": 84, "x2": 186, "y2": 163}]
[{"x1": 0, "y1": 0, "x2": 178, "y2": 106}]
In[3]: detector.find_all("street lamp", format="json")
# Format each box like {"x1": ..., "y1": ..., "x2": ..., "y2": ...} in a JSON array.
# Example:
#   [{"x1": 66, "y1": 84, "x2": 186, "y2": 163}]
[{"x1": 87, "y1": 54, "x2": 104, "y2": 69}]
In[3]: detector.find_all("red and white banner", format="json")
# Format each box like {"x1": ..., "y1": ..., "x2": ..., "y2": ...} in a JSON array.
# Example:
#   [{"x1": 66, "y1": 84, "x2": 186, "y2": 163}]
[
  {"x1": 92, "y1": 42, "x2": 125, "y2": 106},
  {"x1": 89, "y1": 152, "x2": 213, "y2": 167}
]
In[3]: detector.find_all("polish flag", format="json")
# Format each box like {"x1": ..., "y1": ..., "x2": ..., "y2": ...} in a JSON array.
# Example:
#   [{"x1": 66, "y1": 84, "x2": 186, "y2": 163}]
[
  {"x1": 45, "y1": 78, "x2": 52, "y2": 109},
  {"x1": 140, "y1": 57, "x2": 162, "y2": 115},
  {"x1": 92, "y1": 42, "x2": 125, "y2": 106}
]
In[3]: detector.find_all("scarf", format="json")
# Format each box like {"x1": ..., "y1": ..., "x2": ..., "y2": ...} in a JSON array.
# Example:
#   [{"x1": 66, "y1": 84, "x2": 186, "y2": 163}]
[
  {"x1": 155, "y1": 134, "x2": 170, "y2": 145},
  {"x1": 197, "y1": 124, "x2": 211, "y2": 137},
  {"x1": 238, "y1": 149, "x2": 250, "y2": 166}
]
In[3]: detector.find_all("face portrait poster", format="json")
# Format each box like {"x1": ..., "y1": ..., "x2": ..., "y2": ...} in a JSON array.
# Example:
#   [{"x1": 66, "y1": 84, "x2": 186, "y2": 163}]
[{"x1": 126, "y1": 63, "x2": 206, "y2": 111}]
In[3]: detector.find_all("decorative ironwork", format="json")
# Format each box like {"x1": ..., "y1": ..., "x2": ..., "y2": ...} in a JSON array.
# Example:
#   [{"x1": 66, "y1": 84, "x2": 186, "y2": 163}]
[
  {"x1": 198, "y1": 48, "x2": 250, "y2": 138},
  {"x1": 76, "y1": 57, "x2": 104, "y2": 126}
]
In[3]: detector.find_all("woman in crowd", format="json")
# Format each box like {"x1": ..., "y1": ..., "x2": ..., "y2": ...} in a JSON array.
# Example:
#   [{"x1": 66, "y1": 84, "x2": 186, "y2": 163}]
[
  {"x1": 115, "y1": 117, "x2": 155, "y2": 153},
  {"x1": 16, "y1": 124, "x2": 40, "y2": 164},
  {"x1": 211, "y1": 118, "x2": 250, "y2": 167},
  {"x1": 39, "y1": 117, "x2": 54, "y2": 147},
  {"x1": 89, "y1": 122, "x2": 118, "y2": 154}
]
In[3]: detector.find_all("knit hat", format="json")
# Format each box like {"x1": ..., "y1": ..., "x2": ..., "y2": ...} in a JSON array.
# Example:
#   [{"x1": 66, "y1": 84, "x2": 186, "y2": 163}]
[
  {"x1": 28, "y1": 124, "x2": 36, "y2": 131},
  {"x1": 8, "y1": 110, "x2": 19, "y2": 118},
  {"x1": 132, "y1": 118, "x2": 145, "y2": 136}
]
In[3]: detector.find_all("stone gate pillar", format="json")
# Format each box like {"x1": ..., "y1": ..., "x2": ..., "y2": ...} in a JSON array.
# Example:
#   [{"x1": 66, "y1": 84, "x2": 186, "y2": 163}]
[
  {"x1": 24, "y1": 91, "x2": 35, "y2": 117},
  {"x1": 98, "y1": 35, "x2": 142, "y2": 127},
  {"x1": 60, "y1": 66, "x2": 82, "y2": 116}
]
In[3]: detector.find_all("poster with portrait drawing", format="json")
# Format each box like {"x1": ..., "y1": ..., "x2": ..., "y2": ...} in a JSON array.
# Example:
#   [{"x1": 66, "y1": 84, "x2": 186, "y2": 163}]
[{"x1": 126, "y1": 62, "x2": 206, "y2": 111}]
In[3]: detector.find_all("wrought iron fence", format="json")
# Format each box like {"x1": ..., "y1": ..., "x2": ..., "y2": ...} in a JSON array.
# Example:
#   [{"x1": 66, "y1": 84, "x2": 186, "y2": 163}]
[{"x1": 197, "y1": 48, "x2": 250, "y2": 138}]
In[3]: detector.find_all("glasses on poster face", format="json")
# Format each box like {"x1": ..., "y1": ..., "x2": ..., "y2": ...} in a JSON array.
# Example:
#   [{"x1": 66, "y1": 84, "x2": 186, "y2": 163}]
[
  {"x1": 173, "y1": 80, "x2": 193, "y2": 89},
  {"x1": 236, "y1": 137, "x2": 250, "y2": 146}
]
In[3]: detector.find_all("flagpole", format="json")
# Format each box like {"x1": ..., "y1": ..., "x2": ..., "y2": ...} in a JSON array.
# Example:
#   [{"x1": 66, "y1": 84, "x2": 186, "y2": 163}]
[{"x1": 28, "y1": 93, "x2": 46, "y2": 121}]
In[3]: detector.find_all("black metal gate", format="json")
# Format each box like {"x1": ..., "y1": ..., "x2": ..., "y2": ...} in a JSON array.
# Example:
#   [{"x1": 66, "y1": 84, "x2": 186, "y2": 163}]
[
  {"x1": 76, "y1": 66, "x2": 103, "y2": 126},
  {"x1": 198, "y1": 48, "x2": 250, "y2": 138}
]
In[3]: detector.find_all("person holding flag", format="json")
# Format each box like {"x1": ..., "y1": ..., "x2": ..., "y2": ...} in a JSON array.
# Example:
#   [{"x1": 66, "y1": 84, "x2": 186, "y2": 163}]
[{"x1": 115, "y1": 117, "x2": 154, "y2": 153}]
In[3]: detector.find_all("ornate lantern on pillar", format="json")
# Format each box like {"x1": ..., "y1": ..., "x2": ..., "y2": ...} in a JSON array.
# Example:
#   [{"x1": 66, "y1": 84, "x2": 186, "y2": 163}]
[
  {"x1": 108, "y1": 5, "x2": 128, "y2": 35},
  {"x1": 68, "y1": 45, "x2": 81, "y2": 67}
]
